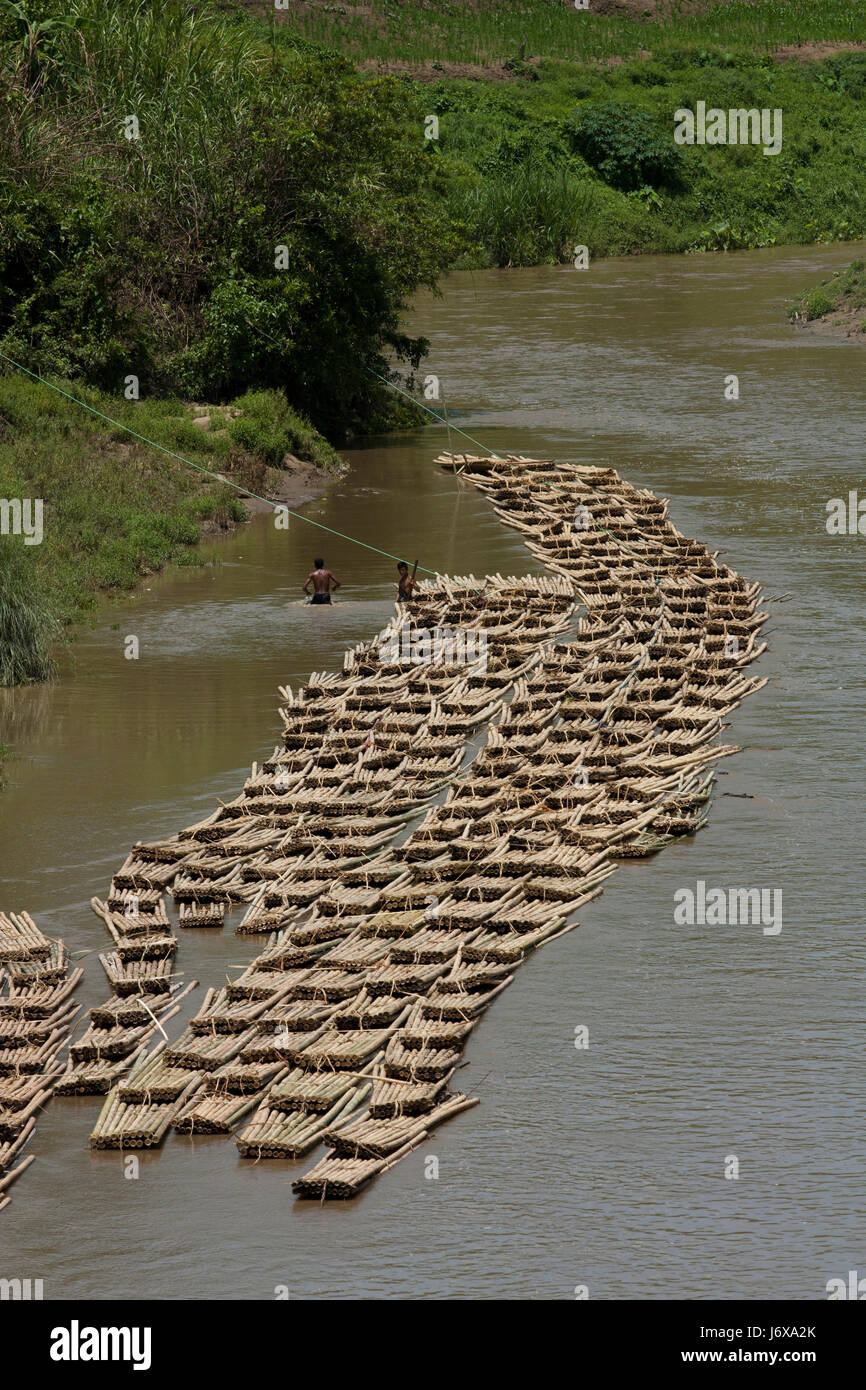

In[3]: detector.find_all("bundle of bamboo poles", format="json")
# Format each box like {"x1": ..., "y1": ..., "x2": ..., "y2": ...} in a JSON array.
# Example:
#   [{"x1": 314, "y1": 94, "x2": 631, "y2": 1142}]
[
  {"x1": 0, "y1": 918, "x2": 81, "y2": 1207},
  {"x1": 236, "y1": 1083, "x2": 370, "y2": 1159},
  {"x1": 89, "y1": 1074, "x2": 201, "y2": 1148},
  {"x1": 323, "y1": 1093, "x2": 479, "y2": 1159},
  {"x1": 0, "y1": 912, "x2": 52, "y2": 961}
]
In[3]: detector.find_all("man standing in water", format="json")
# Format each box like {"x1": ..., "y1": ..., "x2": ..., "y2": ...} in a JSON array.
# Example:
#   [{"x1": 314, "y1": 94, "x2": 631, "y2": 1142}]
[{"x1": 303, "y1": 558, "x2": 341, "y2": 605}]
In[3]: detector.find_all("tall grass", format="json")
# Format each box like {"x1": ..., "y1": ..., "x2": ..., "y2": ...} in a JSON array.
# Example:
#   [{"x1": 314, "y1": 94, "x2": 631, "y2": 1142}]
[
  {"x1": 789, "y1": 258, "x2": 866, "y2": 322},
  {"x1": 450, "y1": 166, "x2": 596, "y2": 267},
  {"x1": 0, "y1": 537, "x2": 58, "y2": 686}
]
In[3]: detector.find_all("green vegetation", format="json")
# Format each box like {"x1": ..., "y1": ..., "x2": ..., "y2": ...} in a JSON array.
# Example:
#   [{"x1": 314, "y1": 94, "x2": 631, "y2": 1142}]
[
  {"x1": 268, "y1": 0, "x2": 866, "y2": 68},
  {"x1": 0, "y1": 534, "x2": 58, "y2": 685},
  {"x1": 789, "y1": 258, "x2": 866, "y2": 328},
  {"x1": 0, "y1": 371, "x2": 331, "y2": 663},
  {"x1": 568, "y1": 102, "x2": 683, "y2": 194},
  {"x1": 0, "y1": 0, "x2": 464, "y2": 439},
  {"x1": 423, "y1": 46, "x2": 866, "y2": 264},
  {"x1": 246, "y1": 2, "x2": 866, "y2": 265},
  {"x1": 3, "y1": 0, "x2": 866, "y2": 692},
  {"x1": 0, "y1": 0, "x2": 462, "y2": 687},
  {"x1": 5, "y1": 1, "x2": 866, "y2": 368}
]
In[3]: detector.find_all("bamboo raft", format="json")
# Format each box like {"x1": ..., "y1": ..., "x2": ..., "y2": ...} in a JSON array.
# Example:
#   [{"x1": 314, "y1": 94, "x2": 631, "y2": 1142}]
[
  {"x1": 12, "y1": 453, "x2": 768, "y2": 1203},
  {"x1": 0, "y1": 922, "x2": 81, "y2": 1207}
]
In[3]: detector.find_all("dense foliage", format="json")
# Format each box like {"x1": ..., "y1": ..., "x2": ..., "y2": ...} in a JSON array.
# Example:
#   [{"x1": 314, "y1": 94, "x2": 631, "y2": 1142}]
[
  {"x1": 569, "y1": 101, "x2": 682, "y2": 193},
  {"x1": 421, "y1": 45, "x2": 866, "y2": 265},
  {"x1": 0, "y1": 0, "x2": 465, "y2": 439},
  {"x1": 0, "y1": 534, "x2": 57, "y2": 685}
]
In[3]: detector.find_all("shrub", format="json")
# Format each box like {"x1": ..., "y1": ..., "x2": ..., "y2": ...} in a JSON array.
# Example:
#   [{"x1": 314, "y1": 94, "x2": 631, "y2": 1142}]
[
  {"x1": 569, "y1": 101, "x2": 682, "y2": 193},
  {"x1": 804, "y1": 289, "x2": 833, "y2": 320}
]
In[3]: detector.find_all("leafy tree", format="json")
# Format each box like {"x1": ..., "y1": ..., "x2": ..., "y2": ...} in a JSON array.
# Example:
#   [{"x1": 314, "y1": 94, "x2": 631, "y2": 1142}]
[{"x1": 0, "y1": 1, "x2": 465, "y2": 440}]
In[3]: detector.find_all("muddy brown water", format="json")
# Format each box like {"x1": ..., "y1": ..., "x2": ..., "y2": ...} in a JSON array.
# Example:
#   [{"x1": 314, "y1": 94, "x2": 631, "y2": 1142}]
[{"x1": 1, "y1": 244, "x2": 864, "y2": 1300}]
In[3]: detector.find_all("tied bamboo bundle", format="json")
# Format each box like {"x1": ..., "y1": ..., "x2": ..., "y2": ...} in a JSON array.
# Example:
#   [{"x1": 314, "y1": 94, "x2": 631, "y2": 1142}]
[
  {"x1": 69, "y1": 1015, "x2": 165, "y2": 1063},
  {"x1": 227, "y1": 965, "x2": 303, "y2": 1001},
  {"x1": 423, "y1": 977, "x2": 515, "y2": 1021},
  {"x1": 384, "y1": 1037, "x2": 461, "y2": 1083},
  {"x1": 106, "y1": 883, "x2": 163, "y2": 913},
  {"x1": 173, "y1": 1087, "x2": 267, "y2": 1135},
  {"x1": 0, "y1": 1087, "x2": 54, "y2": 1140},
  {"x1": 188, "y1": 985, "x2": 292, "y2": 1035},
  {"x1": 236, "y1": 1082, "x2": 370, "y2": 1158},
  {"x1": 323, "y1": 1093, "x2": 479, "y2": 1159},
  {"x1": 102, "y1": 923, "x2": 177, "y2": 963},
  {"x1": 0, "y1": 1116, "x2": 37, "y2": 1170},
  {"x1": 165, "y1": 1027, "x2": 258, "y2": 1072},
  {"x1": 204, "y1": 1058, "x2": 290, "y2": 1096},
  {"x1": 289, "y1": 968, "x2": 372, "y2": 1003},
  {"x1": 399, "y1": 1007, "x2": 475, "y2": 1052},
  {"x1": 0, "y1": 969, "x2": 83, "y2": 1019},
  {"x1": 332, "y1": 991, "x2": 409, "y2": 1031},
  {"x1": 5, "y1": 938, "x2": 68, "y2": 985},
  {"x1": 0, "y1": 912, "x2": 52, "y2": 962},
  {"x1": 267, "y1": 1065, "x2": 378, "y2": 1115},
  {"x1": 87, "y1": 983, "x2": 191, "y2": 1030},
  {"x1": 89, "y1": 1074, "x2": 201, "y2": 1149},
  {"x1": 179, "y1": 901, "x2": 226, "y2": 929},
  {"x1": 291, "y1": 1141, "x2": 423, "y2": 1200},
  {"x1": 55, "y1": 1049, "x2": 149, "y2": 1097},
  {"x1": 369, "y1": 1061, "x2": 453, "y2": 1117},
  {"x1": 0, "y1": 1070, "x2": 62, "y2": 1109},
  {"x1": 0, "y1": 1004, "x2": 80, "y2": 1046},
  {"x1": 117, "y1": 1044, "x2": 204, "y2": 1104},
  {"x1": 99, "y1": 953, "x2": 175, "y2": 996},
  {"x1": 316, "y1": 932, "x2": 394, "y2": 974},
  {"x1": 389, "y1": 927, "x2": 480, "y2": 966},
  {"x1": 254, "y1": 997, "x2": 337, "y2": 1033},
  {"x1": 364, "y1": 959, "x2": 450, "y2": 998},
  {"x1": 289, "y1": 1013, "x2": 410, "y2": 1072},
  {"x1": 238, "y1": 1022, "x2": 331, "y2": 1065}
]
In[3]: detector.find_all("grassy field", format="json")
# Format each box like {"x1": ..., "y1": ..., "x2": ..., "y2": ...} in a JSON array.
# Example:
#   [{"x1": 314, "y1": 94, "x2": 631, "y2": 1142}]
[{"x1": 258, "y1": 1, "x2": 866, "y2": 67}]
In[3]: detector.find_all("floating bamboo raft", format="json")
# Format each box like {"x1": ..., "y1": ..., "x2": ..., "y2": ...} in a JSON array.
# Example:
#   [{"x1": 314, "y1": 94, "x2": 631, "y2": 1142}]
[
  {"x1": 0, "y1": 921, "x2": 81, "y2": 1209},
  {"x1": 12, "y1": 452, "x2": 767, "y2": 1203}
]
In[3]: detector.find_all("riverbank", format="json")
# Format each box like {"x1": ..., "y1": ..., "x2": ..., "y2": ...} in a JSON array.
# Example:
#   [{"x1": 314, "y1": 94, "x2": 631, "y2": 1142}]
[
  {"x1": 789, "y1": 258, "x2": 866, "y2": 341},
  {"x1": 0, "y1": 375, "x2": 341, "y2": 686}
]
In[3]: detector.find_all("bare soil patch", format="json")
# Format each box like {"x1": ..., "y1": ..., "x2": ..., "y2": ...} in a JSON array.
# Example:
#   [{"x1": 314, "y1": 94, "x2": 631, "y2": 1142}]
[
  {"x1": 237, "y1": 456, "x2": 334, "y2": 515},
  {"x1": 772, "y1": 40, "x2": 866, "y2": 63},
  {"x1": 793, "y1": 305, "x2": 866, "y2": 343}
]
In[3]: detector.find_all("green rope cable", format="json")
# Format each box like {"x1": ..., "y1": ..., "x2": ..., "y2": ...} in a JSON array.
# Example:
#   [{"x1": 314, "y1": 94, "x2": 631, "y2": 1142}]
[
  {"x1": 0, "y1": 347, "x2": 664, "y2": 624},
  {"x1": 240, "y1": 316, "x2": 499, "y2": 458},
  {"x1": 363, "y1": 364, "x2": 498, "y2": 456},
  {"x1": 0, "y1": 348, "x2": 443, "y2": 576}
]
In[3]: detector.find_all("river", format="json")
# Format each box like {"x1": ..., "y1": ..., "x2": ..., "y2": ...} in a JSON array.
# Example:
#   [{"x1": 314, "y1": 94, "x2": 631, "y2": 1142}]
[{"x1": 1, "y1": 243, "x2": 863, "y2": 1299}]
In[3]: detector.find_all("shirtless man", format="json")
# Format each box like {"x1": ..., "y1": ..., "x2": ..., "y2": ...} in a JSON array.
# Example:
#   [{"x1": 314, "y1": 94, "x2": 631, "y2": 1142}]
[
  {"x1": 303, "y1": 558, "x2": 341, "y2": 605},
  {"x1": 396, "y1": 561, "x2": 418, "y2": 604}
]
